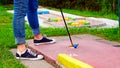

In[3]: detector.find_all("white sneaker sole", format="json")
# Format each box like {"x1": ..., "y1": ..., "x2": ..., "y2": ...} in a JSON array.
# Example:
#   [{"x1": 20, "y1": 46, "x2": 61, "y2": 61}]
[{"x1": 16, "y1": 55, "x2": 44, "y2": 60}]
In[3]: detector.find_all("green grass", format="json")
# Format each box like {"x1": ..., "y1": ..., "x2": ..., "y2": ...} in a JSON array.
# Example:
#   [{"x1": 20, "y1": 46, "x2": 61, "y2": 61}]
[
  {"x1": 1, "y1": 24, "x2": 120, "y2": 48},
  {"x1": 26, "y1": 24, "x2": 120, "y2": 42},
  {"x1": 42, "y1": 27, "x2": 120, "y2": 42},
  {"x1": 0, "y1": 5, "x2": 13, "y2": 23},
  {"x1": 62, "y1": 9, "x2": 118, "y2": 20},
  {"x1": 0, "y1": 6, "x2": 26, "y2": 68},
  {"x1": 0, "y1": 24, "x2": 15, "y2": 48},
  {"x1": 0, "y1": 5, "x2": 120, "y2": 68},
  {"x1": 0, "y1": 46, "x2": 26, "y2": 68},
  {"x1": 48, "y1": 7, "x2": 118, "y2": 20},
  {"x1": 3, "y1": 5, "x2": 14, "y2": 10}
]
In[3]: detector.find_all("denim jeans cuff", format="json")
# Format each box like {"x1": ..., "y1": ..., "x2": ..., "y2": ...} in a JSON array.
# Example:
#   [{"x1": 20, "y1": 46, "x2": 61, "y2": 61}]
[
  {"x1": 15, "y1": 37, "x2": 26, "y2": 44},
  {"x1": 32, "y1": 28, "x2": 40, "y2": 36}
]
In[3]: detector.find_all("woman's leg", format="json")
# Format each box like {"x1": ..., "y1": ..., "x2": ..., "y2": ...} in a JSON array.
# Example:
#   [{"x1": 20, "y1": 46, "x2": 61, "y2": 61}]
[
  {"x1": 13, "y1": 0, "x2": 28, "y2": 45},
  {"x1": 13, "y1": 0, "x2": 43, "y2": 60},
  {"x1": 27, "y1": 0, "x2": 55, "y2": 45},
  {"x1": 27, "y1": 0, "x2": 40, "y2": 34},
  {"x1": 13, "y1": 0, "x2": 28, "y2": 53}
]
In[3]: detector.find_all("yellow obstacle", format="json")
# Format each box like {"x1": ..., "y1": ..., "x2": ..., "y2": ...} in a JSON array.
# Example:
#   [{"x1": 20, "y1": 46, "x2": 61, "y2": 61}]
[
  {"x1": 78, "y1": 20, "x2": 86, "y2": 25},
  {"x1": 56, "y1": 17, "x2": 62, "y2": 22},
  {"x1": 65, "y1": 17, "x2": 69, "y2": 21},
  {"x1": 58, "y1": 54, "x2": 94, "y2": 68},
  {"x1": 71, "y1": 23, "x2": 80, "y2": 27}
]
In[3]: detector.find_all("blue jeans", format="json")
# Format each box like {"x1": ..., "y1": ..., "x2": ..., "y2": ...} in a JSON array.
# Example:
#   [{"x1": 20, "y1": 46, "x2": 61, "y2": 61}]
[{"x1": 13, "y1": 0, "x2": 40, "y2": 44}]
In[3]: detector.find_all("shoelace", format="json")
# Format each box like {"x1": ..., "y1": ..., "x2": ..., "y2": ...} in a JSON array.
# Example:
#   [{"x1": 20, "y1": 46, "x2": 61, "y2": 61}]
[{"x1": 27, "y1": 49, "x2": 37, "y2": 56}]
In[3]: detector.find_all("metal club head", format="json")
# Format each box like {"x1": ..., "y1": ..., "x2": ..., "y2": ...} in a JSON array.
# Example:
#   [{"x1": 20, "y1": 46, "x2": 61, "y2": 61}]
[
  {"x1": 69, "y1": 43, "x2": 79, "y2": 48},
  {"x1": 73, "y1": 43, "x2": 79, "y2": 48}
]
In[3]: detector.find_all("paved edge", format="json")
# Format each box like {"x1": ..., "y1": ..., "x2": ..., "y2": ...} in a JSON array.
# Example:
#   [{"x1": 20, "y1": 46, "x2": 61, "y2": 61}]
[
  {"x1": 58, "y1": 54, "x2": 94, "y2": 68},
  {"x1": 28, "y1": 46, "x2": 63, "y2": 68},
  {"x1": 10, "y1": 49, "x2": 55, "y2": 68}
]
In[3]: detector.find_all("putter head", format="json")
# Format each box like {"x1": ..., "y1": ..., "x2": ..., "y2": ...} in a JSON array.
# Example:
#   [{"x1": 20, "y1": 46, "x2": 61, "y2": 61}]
[
  {"x1": 69, "y1": 43, "x2": 79, "y2": 48},
  {"x1": 73, "y1": 44, "x2": 79, "y2": 48}
]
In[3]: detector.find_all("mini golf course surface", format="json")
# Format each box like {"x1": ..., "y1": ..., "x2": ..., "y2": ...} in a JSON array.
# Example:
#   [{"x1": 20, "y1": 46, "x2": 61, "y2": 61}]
[
  {"x1": 38, "y1": 13, "x2": 106, "y2": 28},
  {"x1": 28, "y1": 36, "x2": 120, "y2": 68}
]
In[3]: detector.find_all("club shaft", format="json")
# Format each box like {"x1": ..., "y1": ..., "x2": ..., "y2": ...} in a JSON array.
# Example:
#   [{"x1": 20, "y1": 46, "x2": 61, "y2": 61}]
[{"x1": 59, "y1": 5, "x2": 74, "y2": 46}]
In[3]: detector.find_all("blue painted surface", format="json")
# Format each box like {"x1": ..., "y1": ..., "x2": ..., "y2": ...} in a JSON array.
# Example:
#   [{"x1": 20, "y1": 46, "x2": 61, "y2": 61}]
[{"x1": 37, "y1": 11, "x2": 50, "y2": 14}]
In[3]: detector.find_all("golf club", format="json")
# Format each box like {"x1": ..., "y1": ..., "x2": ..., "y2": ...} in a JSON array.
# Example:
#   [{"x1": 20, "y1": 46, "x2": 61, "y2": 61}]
[{"x1": 56, "y1": 0, "x2": 79, "y2": 48}]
